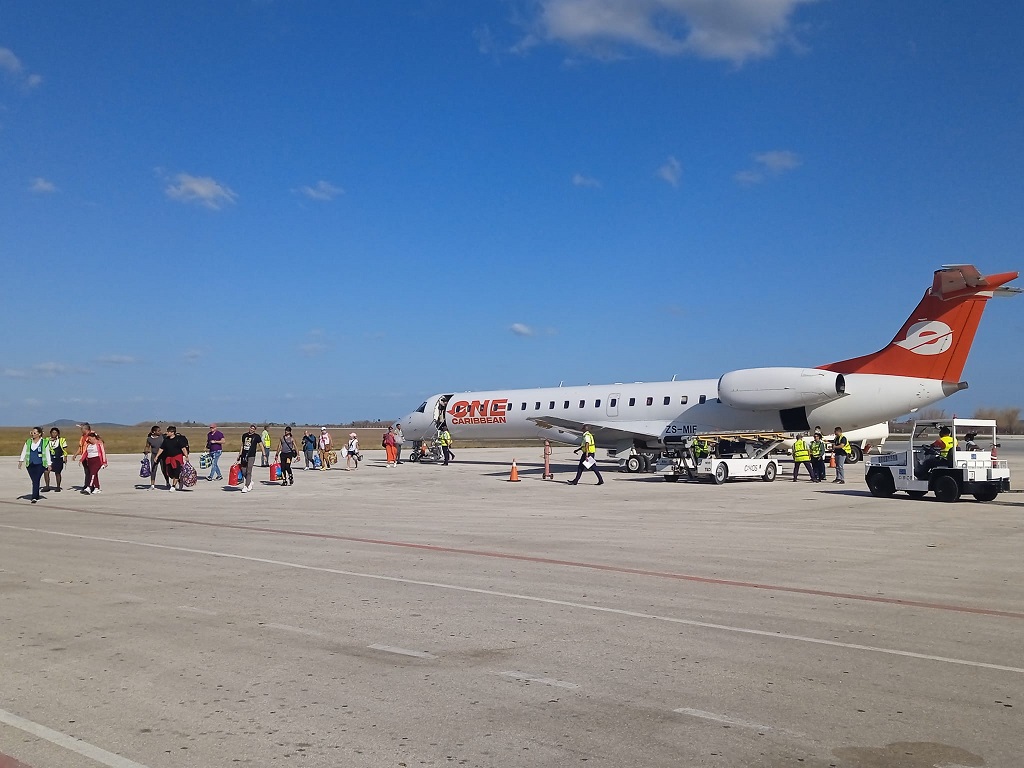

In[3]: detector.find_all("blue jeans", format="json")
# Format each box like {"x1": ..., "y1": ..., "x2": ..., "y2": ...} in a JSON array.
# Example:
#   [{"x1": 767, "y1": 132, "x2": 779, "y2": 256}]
[
  {"x1": 834, "y1": 453, "x2": 846, "y2": 482},
  {"x1": 207, "y1": 450, "x2": 223, "y2": 479}
]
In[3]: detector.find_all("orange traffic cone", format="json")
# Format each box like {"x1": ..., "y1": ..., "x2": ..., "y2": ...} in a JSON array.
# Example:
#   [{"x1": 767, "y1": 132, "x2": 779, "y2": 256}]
[
  {"x1": 829, "y1": 454, "x2": 836, "y2": 469},
  {"x1": 508, "y1": 459, "x2": 521, "y2": 482}
]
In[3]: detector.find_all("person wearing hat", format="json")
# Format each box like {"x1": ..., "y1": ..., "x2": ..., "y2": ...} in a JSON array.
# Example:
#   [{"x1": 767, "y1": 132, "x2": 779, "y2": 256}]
[
  {"x1": 809, "y1": 429, "x2": 826, "y2": 483},
  {"x1": 346, "y1": 432, "x2": 360, "y2": 470},
  {"x1": 318, "y1": 427, "x2": 333, "y2": 470},
  {"x1": 205, "y1": 423, "x2": 225, "y2": 482}
]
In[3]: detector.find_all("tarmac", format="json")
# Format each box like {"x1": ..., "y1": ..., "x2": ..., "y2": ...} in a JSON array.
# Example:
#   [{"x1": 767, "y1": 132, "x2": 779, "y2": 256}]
[{"x1": 1, "y1": 443, "x2": 1022, "y2": 768}]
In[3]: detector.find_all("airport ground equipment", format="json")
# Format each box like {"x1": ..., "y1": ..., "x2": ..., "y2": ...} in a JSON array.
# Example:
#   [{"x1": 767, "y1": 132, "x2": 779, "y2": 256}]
[
  {"x1": 864, "y1": 418, "x2": 1009, "y2": 502},
  {"x1": 656, "y1": 434, "x2": 785, "y2": 484}
]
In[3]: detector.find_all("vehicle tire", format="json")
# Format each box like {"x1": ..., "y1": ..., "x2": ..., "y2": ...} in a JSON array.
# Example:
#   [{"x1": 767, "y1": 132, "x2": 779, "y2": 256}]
[
  {"x1": 663, "y1": 475, "x2": 680, "y2": 483},
  {"x1": 625, "y1": 455, "x2": 643, "y2": 473},
  {"x1": 763, "y1": 462, "x2": 777, "y2": 482},
  {"x1": 847, "y1": 445, "x2": 863, "y2": 464},
  {"x1": 972, "y1": 488, "x2": 999, "y2": 502},
  {"x1": 714, "y1": 462, "x2": 729, "y2": 485},
  {"x1": 866, "y1": 469, "x2": 896, "y2": 497},
  {"x1": 409, "y1": 452, "x2": 420, "y2": 463},
  {"x1": 906, "y1": 490, "x2": 927, "y2": 499},
  {"x1": 933, "y1": 474, "x2": 961, "y2": 503}
]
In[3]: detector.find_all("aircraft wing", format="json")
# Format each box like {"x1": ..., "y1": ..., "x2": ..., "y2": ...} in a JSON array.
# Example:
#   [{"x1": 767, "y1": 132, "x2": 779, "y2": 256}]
[{"x1": 527, "y1": 416, "x2": 665, "y2": 446}]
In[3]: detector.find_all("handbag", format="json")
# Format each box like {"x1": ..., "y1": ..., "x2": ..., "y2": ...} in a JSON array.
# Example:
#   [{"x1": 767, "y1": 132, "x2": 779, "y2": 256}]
[
  {"x1": 180, "y1": 461, "x2": 198, "y2": 488},
  {"x1": 198, "y1": 452, "x2": 212, "y2": 470},
  {"x1": 140, "y1": 456, "x2": 151, "y2": 478}
]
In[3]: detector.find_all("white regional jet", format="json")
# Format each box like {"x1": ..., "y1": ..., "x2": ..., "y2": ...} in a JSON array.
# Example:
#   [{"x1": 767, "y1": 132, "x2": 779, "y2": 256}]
[{"x1": 398, "y1": 265, "x2": 1018, "y2": 458}]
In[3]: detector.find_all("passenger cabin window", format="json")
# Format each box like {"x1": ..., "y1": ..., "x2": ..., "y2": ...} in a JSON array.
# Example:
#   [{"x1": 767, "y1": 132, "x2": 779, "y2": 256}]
[
  {"x1": 563, "y1": 400, "x2": 570, "y2": 409},
  {"x1": 549, "y1": 401, "x2": 555, "y2": 409},
  {"x1": 506, "y1": 402, "x2": 512, "y2": 412},
  {"x1": 610, "y1": 398, "x2": 617, "y2": 407},
  {"x1": 534, "y1": 402, "x2": 541, "y2": 410},
  {"x1": 699, "y1": 395, "x2": 707, "y2": 404},
  {"x1": 579, "y1": 399, "x2": 586, "y2": 408},
  {"x1": 646, "y1": 397, "x2": 653, "y2": 406},
  {"x1": 663, "y1": 396, "x2": 671, "y2": 406},
  {"x1": 595, "y1": 399, "x2": 601, "y2": 408},
  {"x1": 681, "y1": 396, "x2": 688, "y2": 405},
  {"x1": 628, "y1": 397, "x2": 636, "y2": 406}
]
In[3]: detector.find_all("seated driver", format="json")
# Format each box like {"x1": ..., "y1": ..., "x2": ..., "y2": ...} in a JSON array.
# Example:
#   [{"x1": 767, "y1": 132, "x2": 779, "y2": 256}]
[{"x1": 920, "y1": 426, "x2": 956, "y2": 476}]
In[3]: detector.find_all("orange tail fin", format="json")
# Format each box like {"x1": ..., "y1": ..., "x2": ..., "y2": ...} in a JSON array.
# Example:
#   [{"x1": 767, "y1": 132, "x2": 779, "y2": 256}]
[{"x1": 820, "y1": 265, "x2": 1018, "y2": 380}]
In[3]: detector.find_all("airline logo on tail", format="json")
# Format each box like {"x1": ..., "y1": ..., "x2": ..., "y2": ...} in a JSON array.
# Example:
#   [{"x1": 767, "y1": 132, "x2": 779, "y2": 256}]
[{"x1": 894, "y1": 320, "x2": 953, "y2": 356}]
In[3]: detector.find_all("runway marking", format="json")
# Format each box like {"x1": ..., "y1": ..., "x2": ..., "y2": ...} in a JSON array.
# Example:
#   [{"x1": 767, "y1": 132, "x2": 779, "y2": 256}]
[
  {"x1": 673, "y1": 708, "x2": 771, "y2": 731},
  {"x1": 367, "y1": 644, "x2": 436, "y2": 659},
  {"x1": 1, "y1": 524, "x2": 1022, "y2": 675},
  {"x1": 499, "y1": 671, "x2": 579, "y2": 689},
  {"x1": 9, "y1": 505, "x2": 1022, "y2": 621},
  {"x1": 0, "y1": 707, "x2": 151, "y2": 768},
  {"x1": 264, "y1": 623, "x2": 323, "y2": 638}
]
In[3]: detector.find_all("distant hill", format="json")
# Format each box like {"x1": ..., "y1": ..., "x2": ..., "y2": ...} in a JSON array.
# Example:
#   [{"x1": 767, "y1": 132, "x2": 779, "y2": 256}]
[{"x1": 50, "y1": 419, "x2": 131, "y2": 429}]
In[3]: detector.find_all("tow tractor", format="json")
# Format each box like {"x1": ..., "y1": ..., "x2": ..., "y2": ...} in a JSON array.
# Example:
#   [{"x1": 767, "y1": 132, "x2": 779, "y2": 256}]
[
  {"x1": 864, "y1": 418, "x2": 1010, "y2": 502},
  {"x1": 656, "y1": 434, "x2": 786, "y2": 484}
]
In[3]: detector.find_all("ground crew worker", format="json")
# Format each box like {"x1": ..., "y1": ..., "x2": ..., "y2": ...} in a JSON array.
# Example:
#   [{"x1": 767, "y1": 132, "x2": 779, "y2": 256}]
[
  {"x1": 568, "y1": 425, "x2": 604, "y2": 486},
  {"x1": 692, "y1": 437, "x2": 711, "y2": 460},
  {"x1": 260, "y1": 426, "x2": 272, "y2": 467},
  {"x1": 832, "y1": 427, "x2": 850, "y2": 484},
  {"x1": 792, "y1": 433, "x2": 813, "y2": 481},
  {"x1": 438, "y1": 424, "x2": 454, "y2": 465},
  {"x1": 809, "y1": 430, "x2": 826, "y2": 483},
  {"x1": 920, "y1": 426, "x2": 956, "y2": 476}
]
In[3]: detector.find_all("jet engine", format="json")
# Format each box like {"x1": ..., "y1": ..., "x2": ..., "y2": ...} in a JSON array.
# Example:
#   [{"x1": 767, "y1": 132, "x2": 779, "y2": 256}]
[{"x1": 718, "y1": 367, "x2": 846, "y2": 411}]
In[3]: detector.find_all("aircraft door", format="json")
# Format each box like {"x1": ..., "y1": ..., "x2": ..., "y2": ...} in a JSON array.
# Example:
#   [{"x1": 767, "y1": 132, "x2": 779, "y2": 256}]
[
  {"x1": 607, "y1": 393, "x2": 620, "y2": 417},
  {"x1": 434, "y1": 395, "x2": 453, "y2": 427}
]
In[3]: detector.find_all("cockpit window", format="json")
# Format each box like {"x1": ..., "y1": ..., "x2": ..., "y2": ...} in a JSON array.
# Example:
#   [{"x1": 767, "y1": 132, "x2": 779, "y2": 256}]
[{"x1": 415, "y1": 402, "x2": 427, "y2": 414}]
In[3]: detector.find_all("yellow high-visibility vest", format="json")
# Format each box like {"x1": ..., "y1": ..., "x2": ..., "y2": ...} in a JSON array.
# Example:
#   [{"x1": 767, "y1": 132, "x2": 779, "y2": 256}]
[
  {"x1": 793, "y1": 439, "x2": 810, "y2": 462},
  {"x1": 937, "y1": 435, "x2": 955, "y2": 458},
  {"x1": 582, "y1": 431, "x2": 596, "y2": 455}
]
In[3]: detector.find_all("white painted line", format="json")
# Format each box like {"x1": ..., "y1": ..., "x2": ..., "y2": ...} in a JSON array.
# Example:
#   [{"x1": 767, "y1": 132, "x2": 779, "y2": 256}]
[
  {"x1": 367, "y1": 644, "x2": 436, "y2": 659},
  {"x1": 265, "y1": 623, "x2": 324, "y2": 638},
  {"x1": 674, "y1": 708, "x2": 770, "y2": 731},
  {"x1": 113, "y1": 594, "x2": 146, "y2": 603},
  {"x1": 500, "y1": 671, "x2": 579, "y2": 689},
  {"x1": 4, "y1": 524, "x2": 1023, "y2": 676},
  {"x1": 176, "y1": 605, "x2": 218, "y2": 616},
  {"x1": 0, "y1": 707, "x2": 151, "y2": 768},
  {"x1": 40, "y1": 578, "x2": 61, "y2": 584}
]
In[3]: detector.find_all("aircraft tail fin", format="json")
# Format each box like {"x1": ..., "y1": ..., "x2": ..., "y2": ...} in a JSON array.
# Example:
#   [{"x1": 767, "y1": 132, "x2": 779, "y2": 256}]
[{"x1": 820, "y1": 265, "x2": 1018, "y2": 381}]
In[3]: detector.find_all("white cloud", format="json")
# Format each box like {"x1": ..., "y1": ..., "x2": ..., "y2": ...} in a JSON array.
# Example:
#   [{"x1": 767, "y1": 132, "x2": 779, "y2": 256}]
[
  {"x1": 572, "y1": 172, "x2": 602, "y2": 188},
  {"x1": 97, "y1": 354, "x2": 138, "y2": 365},
  {"x1": 183, "y1": 349, "x2": 203, "y2": 363},
  {"x1": 164, "y1": 172, "x2": 237, "y2": 210},
  {"x1": 4, "y1": 362, "x2": 88, "y2": 377},
  {"x1": 30, "y1": 177, "x2": 57, "y2": 194},
  {"x1": 300, "y1": 342, "x2": 329, "y2": 357},
  {"x1": 510, "y1": 323, "x2": 535, "y2": 337},
  {"x1": 657, "y1": 155, "x2": 682, "y2": 187},
  {"x1": 2, "y1": 368, "x2": 29, "y2": 378},
  {"x1": 0, "y1": 47, "x2": 42, "y2": 90},
  {"x1": 299, "y1": 180, "x2": 343, "y2": 201},
  {"x1": 529, "y1": 0, "x2": 817, "y2": 64},
  {"x1": 734, "y1": 149, "x2": 802, "y2": 186}
]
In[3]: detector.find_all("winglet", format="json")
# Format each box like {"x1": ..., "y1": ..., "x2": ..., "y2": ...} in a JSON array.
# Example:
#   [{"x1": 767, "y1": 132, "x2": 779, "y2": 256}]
[{"x1": 820, "y1": 265, "x2": 1018, "y2": 381}]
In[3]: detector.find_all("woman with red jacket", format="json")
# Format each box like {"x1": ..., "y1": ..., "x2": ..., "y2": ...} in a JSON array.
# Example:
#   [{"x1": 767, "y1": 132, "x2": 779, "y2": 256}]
[{"x1": 82, "y1": 431, "x2": 107, "y2": 494}]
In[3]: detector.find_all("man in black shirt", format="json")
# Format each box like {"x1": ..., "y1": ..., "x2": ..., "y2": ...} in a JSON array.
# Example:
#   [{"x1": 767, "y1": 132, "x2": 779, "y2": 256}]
[
  {"x1": 237, "y1": 424, "x2": 261, "y2": 494},
  {"x1": 153, "y1": 426, "x2": 189, "y2": 492}
]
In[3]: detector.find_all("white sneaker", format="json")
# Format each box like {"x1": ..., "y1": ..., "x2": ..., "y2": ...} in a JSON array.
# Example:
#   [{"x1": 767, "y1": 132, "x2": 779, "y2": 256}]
[
  {"x1": 241, "y1": 486, "x2": 250, "y2": 493},
  {"x1": 169, "y1": 486, "x2": 175, "y2": 492},
  {"x1": 89, "y1": 487, "x2": 96, "y2": 494},
  {"x1": 93, "y1": 488, "x2": 101, "y2": 494}
]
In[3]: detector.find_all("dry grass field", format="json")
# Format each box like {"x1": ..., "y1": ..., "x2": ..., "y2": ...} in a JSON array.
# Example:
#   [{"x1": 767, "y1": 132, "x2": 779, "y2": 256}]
[{"x1": 0, "y1": 425, "x2": 389, "y2": 457}]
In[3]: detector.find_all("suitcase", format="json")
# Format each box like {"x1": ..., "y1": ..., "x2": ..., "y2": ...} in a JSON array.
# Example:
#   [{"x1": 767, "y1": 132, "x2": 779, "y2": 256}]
[
  {"x1": 229, "y1": 464, "x2": 241, "y2": 486},
  {"x1": 270, "y1": 462, "x2": 282, "y2": 481}
]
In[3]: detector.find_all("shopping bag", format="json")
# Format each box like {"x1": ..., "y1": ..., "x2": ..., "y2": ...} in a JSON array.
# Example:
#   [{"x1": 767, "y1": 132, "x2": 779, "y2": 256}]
[
  {"x1": 198, "y1": 452, "x2": 212, "y2": 470},
  {"x1": 140, "y1": 456, "x2": 151, "y2": 478},
  {"x1": 229, "y1": 464, "x2": 241, "y2": 486},
  {"x1": 313, "y1": 453, "x2": 322, "y2": 469},
  {"x1": 270, "y1": 462, "x2": 282, "y2": 481},
  {"x1": 180, "y1": 461, "x2": 198, "y2": 488}
]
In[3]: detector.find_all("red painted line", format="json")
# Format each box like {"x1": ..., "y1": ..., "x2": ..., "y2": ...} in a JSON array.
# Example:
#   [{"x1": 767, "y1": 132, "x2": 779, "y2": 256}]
[
  {"x1": 0, "y1": 752, "x2": 33, "y2": 768},
  {"x1": 3, "y1": 501, "x2": 1024, "y2": 621}
]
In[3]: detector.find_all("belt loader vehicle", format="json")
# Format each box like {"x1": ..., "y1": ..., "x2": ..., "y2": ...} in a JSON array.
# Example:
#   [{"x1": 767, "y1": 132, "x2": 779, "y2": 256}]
[
  {"x1": 864, "y1": 418, "x2": 1009, "y2": 502},
  {"x1": 656, "y1": 434, "x2": 785, "y2": 484}
]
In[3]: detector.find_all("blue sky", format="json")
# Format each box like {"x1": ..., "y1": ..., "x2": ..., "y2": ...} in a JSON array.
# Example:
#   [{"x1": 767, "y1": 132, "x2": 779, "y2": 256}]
[{"x1": 1, "y1": 0, "x2": 1021, "y2": 426}]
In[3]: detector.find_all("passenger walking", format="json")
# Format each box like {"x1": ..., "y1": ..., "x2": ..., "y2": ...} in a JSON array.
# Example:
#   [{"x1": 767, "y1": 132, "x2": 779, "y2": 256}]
[
  {"x1": 318, "y1": 427, "x2": 332, "y2": 470},
  {"x1": 301, "y1": 430, "x2": 317, "y2": 469},
  {"x1": 206, "y1": 423, "x2": 225, "y2": 481},
  {"x1": 383, "y1": 427, "x2": 397, "y2": 467},
  {"x1": 832, "y1": 427, "x2": 850, "y2": 484},
  {"x1": 72, "y1": 422, "x2": 92, "y2": 490},
  {"x1": 346, "y1": 433, "x2": 360, "y2": 470},
  {"x1": 809, "y1": 430, "x2": 826, "y2": 483},
  {"x1": 82, "y1": 431, "x2": 107, "y2": 494},
  {"x1": 154, "y1": 426, "x2": 189, "y2": 492},
  {"x1": 393, "y1": 423, "x2": 405, "y2": 464},
  {"x1": 43, "y1": 427, "x2": 68, "y2": 492},
  {"x1": 144, "y1": 425, "x2": 168, "y2": 490},
  {"x1": 276, "y1": 427, "x2": 298, "y2": 486},
  {"x1": 237, "y1": 424, "x2": 262, "y2": 493},
  {"x1": 792, "y1": 433, "x2": 813, "y2": 481},
  {"x1": 438, "y1": 424, "x2": 454, "y2": 465},
  {"x1": 18, "y1": 427, "x2": 52, "y2": 503},
  {"x1": 568, "y1": 424, "x2": 604, "y2": 486},
  {"x1": 260, "y1": 426, "x2": 272, "y2": 467}
]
